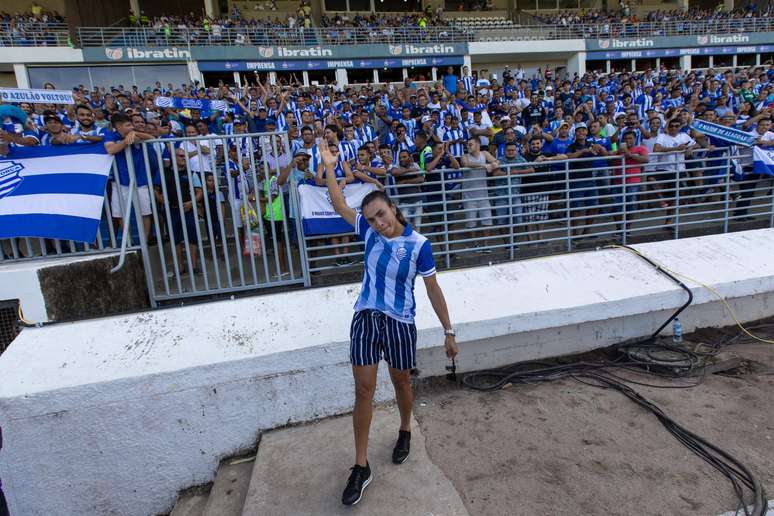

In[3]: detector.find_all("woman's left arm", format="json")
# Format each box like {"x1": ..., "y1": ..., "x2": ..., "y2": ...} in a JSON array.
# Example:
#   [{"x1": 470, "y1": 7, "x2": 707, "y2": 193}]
[{"x1": 423, "y1": 274, "x2": 459, "y2": 359}]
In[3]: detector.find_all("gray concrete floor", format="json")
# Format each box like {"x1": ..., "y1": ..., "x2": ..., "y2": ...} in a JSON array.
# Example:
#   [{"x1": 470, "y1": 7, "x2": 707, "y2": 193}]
[{"x1": 242, "y1": 404, "x2": 469, "y2": 516}]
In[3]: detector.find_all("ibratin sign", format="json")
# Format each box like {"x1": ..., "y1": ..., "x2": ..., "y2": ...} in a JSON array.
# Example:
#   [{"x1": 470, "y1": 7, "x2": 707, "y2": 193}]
[
  {"x1": 82, "y1": 44, "x2": 468, "y2": 62},
  {"x1": 585, "y1": 32, "x2": 774, "y2": 51}
]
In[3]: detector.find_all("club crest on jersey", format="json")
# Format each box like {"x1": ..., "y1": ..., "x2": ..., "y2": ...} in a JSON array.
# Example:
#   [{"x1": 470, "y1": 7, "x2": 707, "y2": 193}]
[
  {"x1": 395, "y1": 246, "x2": 407, "y2": 260},
  {"x1": 0, "y1": 161, "x2": 24, "y2": 200}
]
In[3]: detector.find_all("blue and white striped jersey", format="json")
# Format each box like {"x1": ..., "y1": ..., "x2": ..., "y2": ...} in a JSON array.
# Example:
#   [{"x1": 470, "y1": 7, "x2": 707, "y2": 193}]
[
  {"x1": 462, "y1": 76, "x2": 475, "y2": 94},
  {"x1": 440, "y1": 127, "x2": 465, "y2": 157},
  {"x1": 353, "y1": 213, "x2": 436, "y2": 323},
  {"x1": 355, "y1": 124, "x2": 378, "y2": 143},
  {"x1": 71, "y1": 125, "x2": 107, "y2": 143},
  {"x1": 339, "y1": 139, "x2": 361, "y2": 162}
]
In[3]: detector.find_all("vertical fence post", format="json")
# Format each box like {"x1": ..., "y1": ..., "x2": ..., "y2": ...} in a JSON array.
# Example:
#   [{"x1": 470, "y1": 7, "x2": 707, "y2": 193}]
[
  {"x1": 441, "y1": 170, "x2": 451, "y2": 269},
  {"x1": 291, "y1": 182, "x2": 312, "y2": 287},
  {"x1": 565, "y1": 160, "x2": 571, "y2": 252},
  {"x1": 621, "y1": 157, "x2": 628, "y2": 245},
  {"x1": 674, "y1": 166, "x2": 681, "y2": 240},
  {"x1": 723, "y1": 151, "x2": 731, "y2": 234},
  {"x1": 123, "y1": 147, "x2": 158, "y2": 308}
]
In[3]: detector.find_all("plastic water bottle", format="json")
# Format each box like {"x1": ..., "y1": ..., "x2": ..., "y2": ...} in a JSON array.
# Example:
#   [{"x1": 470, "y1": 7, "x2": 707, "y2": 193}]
[{"x1": 672, "y1": 318, "x2": 683, "y2": 343}]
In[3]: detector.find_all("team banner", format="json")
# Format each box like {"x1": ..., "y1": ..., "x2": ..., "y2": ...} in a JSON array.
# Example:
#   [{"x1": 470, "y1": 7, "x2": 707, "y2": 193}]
[
  {"x1": 0, "y1": 144, "x2": 113, "y2": 242},
  {"x1": 155, "y1": 96, "x2": 228, "y2": 112},
  {"x1": 0, "y1": 88, "x2": 74, "y2": 105},
  {"x1": 298, "y1": 183, "x2": 377, "y2": 235},
  {"x1": 690, "y1": 119, "x2": 757, "y2": 147},
  {"x1": 753, "y1": 146, "x2": 774, "y2": 177}
]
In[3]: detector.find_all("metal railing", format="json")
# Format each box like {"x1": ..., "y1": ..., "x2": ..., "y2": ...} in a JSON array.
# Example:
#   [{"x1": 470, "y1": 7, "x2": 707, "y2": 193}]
[
  {"x1": 74, "y1": 16, "x2": 774, "y2": 47},
  {"x1": 3, "y1": 17, "x2": 772, "y2": 47},
  {"x1": 0, "y1": 22, "x2": 69, "y2": 47},
  {"x1": 3, "y1": 141, "x2": 772, "y2": 307},
  {"x1": 301, "y1": 147, "x2": 771, "y2": 275},
  {"x1": 119, "y1": 131, "x2": 308, "y2": 305}
]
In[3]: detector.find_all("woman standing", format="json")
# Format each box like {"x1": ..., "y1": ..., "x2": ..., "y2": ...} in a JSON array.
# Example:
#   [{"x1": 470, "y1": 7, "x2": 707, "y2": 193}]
[{"x1": 319, "y1": 143, "x2": 459, "y2": 506}]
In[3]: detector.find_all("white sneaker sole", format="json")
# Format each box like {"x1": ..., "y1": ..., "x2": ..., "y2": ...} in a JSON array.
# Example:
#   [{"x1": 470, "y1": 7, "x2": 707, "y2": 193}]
[{"x1": 349, "y1": 472, "x2": 372, "y2": 506}]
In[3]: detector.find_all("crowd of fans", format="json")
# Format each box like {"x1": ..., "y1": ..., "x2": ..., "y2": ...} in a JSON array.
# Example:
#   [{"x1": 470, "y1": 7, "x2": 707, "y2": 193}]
[
  {"x1": 539, "y1": 4, "x2": 771, "y2": 26},
  {"x1": 117, "y1": 8, "x2": 454, "y2": 47},
  {"x1": 0, "y1": 5, "x2": 67, "y2": 46},
  {"x1": 3, "y1": 62, "x2": 774, "y2": 264}
]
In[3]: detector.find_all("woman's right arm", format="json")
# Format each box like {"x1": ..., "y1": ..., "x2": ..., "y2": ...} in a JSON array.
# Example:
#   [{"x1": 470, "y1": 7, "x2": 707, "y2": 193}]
[{"x1": 321, "y1": 142, "x2": 357, "y2": 226}]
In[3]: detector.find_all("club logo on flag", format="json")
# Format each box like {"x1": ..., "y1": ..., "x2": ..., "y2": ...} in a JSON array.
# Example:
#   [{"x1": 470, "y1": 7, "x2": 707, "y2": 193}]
[{"x1": 0, "y1": 161, "x2": 24, "y2": 199}]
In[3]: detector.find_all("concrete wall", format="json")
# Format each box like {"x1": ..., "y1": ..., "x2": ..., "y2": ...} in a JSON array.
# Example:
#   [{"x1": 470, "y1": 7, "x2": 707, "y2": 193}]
[
  {"x1": 3, "y1": 229, "x2": 774, "y2": 516},
  {"x1": 0, "y1": 252, "x2": 150, "y2": 324},
  {"x1": 0, "y1": 47, "x2": 83, "y2": 64}
]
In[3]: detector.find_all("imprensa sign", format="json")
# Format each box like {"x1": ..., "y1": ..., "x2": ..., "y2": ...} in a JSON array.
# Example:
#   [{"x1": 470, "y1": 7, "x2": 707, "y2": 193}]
[
  {"x1": 587, "y1": 44, "x2": 774, "y2": 61},
  {"x1": 586, "y1": 32, "x2": 774, "y2": 51},
  {"x1": 82, "y1": 43, "x2": 468, "y2": 63},
  {"x1": 197, "y1": 56, "x2": 465, "y2": 72}
]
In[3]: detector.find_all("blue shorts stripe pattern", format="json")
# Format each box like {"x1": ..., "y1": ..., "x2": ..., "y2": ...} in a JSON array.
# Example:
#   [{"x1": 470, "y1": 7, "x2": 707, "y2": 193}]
[{"x1": 350, "y1": 309, "x2": 417, "y2": 370}]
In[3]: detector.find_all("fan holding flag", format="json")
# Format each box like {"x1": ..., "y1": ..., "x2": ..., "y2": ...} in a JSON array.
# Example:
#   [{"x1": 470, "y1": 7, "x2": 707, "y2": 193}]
[{"x1": 736, "y1": 117, "x2": 774, "y2": 219}]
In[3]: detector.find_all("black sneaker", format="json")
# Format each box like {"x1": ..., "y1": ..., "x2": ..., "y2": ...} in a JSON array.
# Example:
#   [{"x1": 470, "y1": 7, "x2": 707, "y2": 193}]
[
  {"x1": 392, "y1": 430, "x2": 411, "y2": 464},
  {"x1": 341, "y1": 462, "x2": 372, "y2": 506}
]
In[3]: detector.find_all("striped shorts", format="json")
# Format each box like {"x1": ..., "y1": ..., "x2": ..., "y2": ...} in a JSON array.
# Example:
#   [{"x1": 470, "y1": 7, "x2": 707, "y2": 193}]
[{"x1": 349, "y1": 309, "x2": 417, "y2": 370}]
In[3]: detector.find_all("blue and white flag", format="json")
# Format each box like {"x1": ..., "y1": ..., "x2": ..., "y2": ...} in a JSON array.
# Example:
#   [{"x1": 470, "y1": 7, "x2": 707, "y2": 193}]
[
  {"x1": 753, "y1": 146, "x2": 774, "y2": 177},
  {"x1": 155, "y1": 96, "x2": 228, "y2": 113},
  {"x1": 298, "y1": 183, "x2": 377, "y2": 235},
  {"x1": 0, "y1": 144, "x2": 113, "y2": 242},
  {"x1": 690, "y1": 119, "x2": 757, "y2": 147}
]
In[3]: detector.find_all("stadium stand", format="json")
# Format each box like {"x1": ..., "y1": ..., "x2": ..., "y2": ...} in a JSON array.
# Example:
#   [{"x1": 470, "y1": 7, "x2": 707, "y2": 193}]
[{"x1": 2, "y1": 2, "x2": 774, "y2": 300}]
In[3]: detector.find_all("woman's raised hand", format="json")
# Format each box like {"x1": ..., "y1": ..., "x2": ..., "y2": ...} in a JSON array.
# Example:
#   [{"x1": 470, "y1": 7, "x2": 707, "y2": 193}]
[{"x1": 318, "y1": 139, "x2": 337, "y2": 168}]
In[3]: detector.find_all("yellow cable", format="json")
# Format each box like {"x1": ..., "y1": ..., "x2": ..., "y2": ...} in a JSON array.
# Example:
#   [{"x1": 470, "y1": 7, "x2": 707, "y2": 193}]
[
  {"x1": 605, "y1": 244, "x2": 774, "y2": 345},
  {"x1": 17, "y1": 303, "x2": 35, "y2": 327}
]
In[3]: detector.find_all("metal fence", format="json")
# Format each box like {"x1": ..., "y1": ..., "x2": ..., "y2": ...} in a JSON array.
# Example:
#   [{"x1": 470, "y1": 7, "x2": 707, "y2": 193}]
[
  {"x1": 3, "y1": 18, "x2": 773, "y2": 47},
  {"x1": 74, "y1": 17, "x2": 774, "y2": 47},
  {"x1": 302, "y1": 147, "x2": 770, "y2": 276},
  {"x1": 3, "y1": 141, "x2": 772, "y2": 307},
  {"x1": 0, "y1": 22, "x2": 69, "y2": 47},
  {"x1": 116, "y1": 131, "x2": 308, "y2": 305}
]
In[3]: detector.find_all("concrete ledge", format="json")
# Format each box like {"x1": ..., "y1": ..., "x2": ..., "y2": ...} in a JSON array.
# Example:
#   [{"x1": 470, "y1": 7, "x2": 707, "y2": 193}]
[
  {"x1": 2, "y1": 229, "x2": 774, "y2": 516},
  {"x1": 0, "y1": 251, "x2": 149, "y2": 323}
]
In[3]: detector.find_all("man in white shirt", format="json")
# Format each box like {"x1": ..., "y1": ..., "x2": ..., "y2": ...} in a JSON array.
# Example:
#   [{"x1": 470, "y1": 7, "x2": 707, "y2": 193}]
[
  {"x1": 469, "y1": 110, "x2": 494, "y2": 152},
  {"x1": 653, "y1": 119, "x2": 697, "y2": 227},
  {"x1": 181, "y1": 124, "x2": 212, "y2": 174}
]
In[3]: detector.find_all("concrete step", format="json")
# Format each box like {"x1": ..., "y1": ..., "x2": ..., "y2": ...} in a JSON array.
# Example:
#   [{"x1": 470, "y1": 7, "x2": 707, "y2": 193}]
[
  {"x1": 240, "y1": 404, "x2": 469, "y2": 516},
  {"x1": 169, "y1": 493, "x2": 208, "y2": 516},
  {"x1": 202, "y1": 457, "x2": 256, "y2": 516}
]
